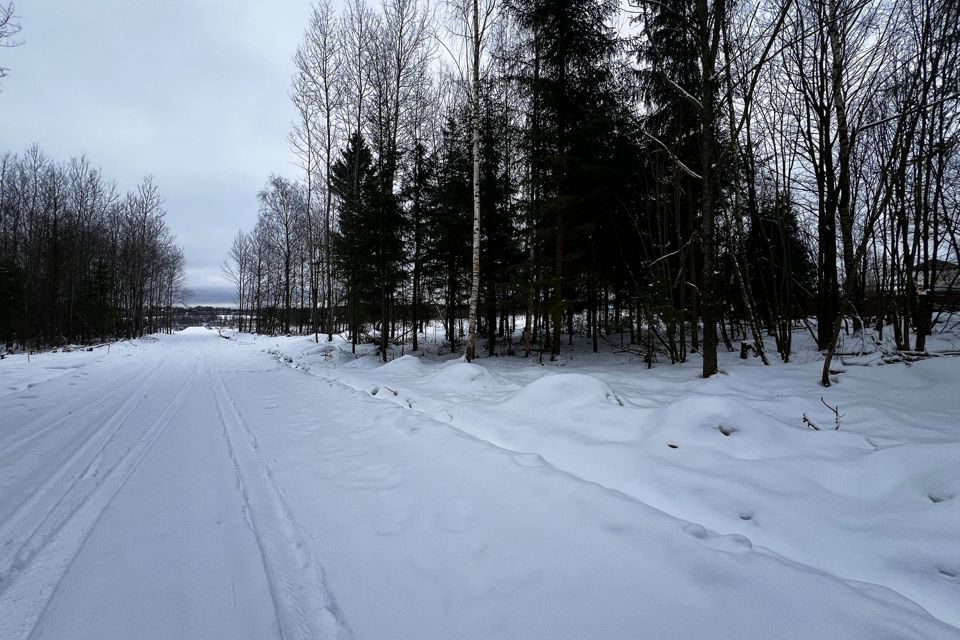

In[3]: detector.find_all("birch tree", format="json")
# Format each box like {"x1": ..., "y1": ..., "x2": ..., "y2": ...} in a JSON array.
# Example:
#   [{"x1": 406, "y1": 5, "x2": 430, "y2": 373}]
[{"x1": 447, "y1": 0, "x2": 497, "y2": 361}]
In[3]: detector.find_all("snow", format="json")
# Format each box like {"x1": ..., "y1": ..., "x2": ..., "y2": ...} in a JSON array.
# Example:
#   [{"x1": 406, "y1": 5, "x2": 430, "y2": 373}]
[{"x1": 1, "y1": 326, "x2": 958, "y2": 639}]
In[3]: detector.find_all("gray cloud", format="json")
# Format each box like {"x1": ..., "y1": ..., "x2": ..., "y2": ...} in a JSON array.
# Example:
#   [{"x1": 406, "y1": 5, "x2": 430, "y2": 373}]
[{"x1": 0, "y1": 0, "x2": 316, "y2": 305}]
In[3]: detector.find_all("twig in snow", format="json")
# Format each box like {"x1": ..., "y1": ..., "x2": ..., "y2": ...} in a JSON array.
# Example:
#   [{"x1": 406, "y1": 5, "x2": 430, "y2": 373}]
[
  {"x1": 820, "y1": 397, "x2": 842, "y2": 430},
  {"x1": 803, "y1": 397, "x2": 842, "y2": 431}
]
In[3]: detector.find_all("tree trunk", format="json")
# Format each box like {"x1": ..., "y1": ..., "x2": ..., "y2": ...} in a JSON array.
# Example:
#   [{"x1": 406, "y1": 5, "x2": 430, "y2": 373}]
[
  {"x1": 698, "y1": 0, "x2": 723, "y2": 378},
  {"x1": 465, "y1": 0, "x2": 482, "y2": 363},
  {"x1": 828, "y1": 0, "x2": 860, "y2": 333}
]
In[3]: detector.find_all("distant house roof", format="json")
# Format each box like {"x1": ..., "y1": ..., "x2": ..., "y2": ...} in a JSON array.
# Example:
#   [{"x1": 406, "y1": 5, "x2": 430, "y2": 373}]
[
  {"x1": 919, "y1": 258, "x2": 959, "y2": 270},
  {"x1": 918, "y1": 259, "x2": 959, "y2": 291}
]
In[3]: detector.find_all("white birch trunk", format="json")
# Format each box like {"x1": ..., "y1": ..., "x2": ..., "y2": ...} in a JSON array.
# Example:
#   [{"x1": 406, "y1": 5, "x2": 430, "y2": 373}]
[{"x1": 466, "y1": 0, "x2": 481, "y2": 362}]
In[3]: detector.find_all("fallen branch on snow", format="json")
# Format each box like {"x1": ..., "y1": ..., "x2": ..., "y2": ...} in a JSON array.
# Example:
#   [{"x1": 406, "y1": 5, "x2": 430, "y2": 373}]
[
  {"x1": 802, "y1": 414, "x2": 823, "y2": 431},
  {"x1": 803, "y1": 397, "x2": 842, "y2": 431}
]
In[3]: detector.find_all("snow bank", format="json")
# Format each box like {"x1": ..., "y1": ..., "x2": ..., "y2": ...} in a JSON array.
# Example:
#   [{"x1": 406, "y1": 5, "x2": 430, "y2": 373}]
[
  {"x1": 380, "y1": 354, "x2": 429, "y2": 376},
  {"x1": 248, "y1": 329, "x2": 960, "y2": 632},
  {"x1": 502, "y1": 373, "x2": 624, "y2": 408},
  {"x1": 426, "y1": 362, "x2": 511, "y2": 393},
  {"x1": 226, "y1": 335, "x2": 960, "y2": 639}
]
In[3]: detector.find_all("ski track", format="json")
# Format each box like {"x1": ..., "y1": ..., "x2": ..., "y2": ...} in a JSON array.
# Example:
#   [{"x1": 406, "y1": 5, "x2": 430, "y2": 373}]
[
  {"x1": 0, "y1": 359, "x2": 200, "y2": 640},
  {"x1": 207, "y1": 352, "x2": 351, "y2": 640},
  {"x1": 0, "y1": 359, "x2": 166, "y2": 457},
  {"x1": 0, "y1": 359, "x2": 168, "y2": 584}
]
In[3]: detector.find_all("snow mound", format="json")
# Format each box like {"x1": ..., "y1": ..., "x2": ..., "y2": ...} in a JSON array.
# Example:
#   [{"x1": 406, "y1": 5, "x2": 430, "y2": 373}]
[
  {"x1": 341, "y1": 355, "x2": 379, "y2": 370},
  {"x1": 848, "y1": 442, "x2": 960, "y2": 500},
  {"x1": 644, "y1": 395, "x2": 800, "y2": 457},
  {"x1": 645, "y1": 394, "x2": 873, "y2": 459},
  {"x1": 504, "y1": 373, "x2": 623, "y2": 409},
  {"x1": 427, "y1": 362, "x2": 511, "y2": 392},
  {"x1": 380, "y1": 354, "x2": 428, "y2": 376}
]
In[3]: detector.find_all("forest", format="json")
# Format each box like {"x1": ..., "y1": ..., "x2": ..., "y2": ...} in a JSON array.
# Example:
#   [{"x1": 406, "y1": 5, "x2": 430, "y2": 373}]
[
  {"x1": 236, "y1": 0, "x2": 950, "y2": 383},
  {"x1": 0, "y1": 148, "x2": 187, "y2": 346}
]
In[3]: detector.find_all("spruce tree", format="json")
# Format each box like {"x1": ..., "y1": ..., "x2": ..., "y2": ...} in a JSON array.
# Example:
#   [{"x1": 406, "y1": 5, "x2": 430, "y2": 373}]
[
  {"x1": 330, "y1": 132, "x2": 379, "y2": 353},
  {"x1": 507, "y1": 0, "x2": 621, "y2": 359}
]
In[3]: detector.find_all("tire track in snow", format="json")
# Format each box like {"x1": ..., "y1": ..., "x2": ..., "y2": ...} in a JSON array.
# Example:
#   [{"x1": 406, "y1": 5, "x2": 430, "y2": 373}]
[
  {"x1": 0, "y1": 360, "x2": 168, "y2": 585},
  {"x1": 0, "y1": 359, "x2": 200, "y2": 640},
  {"x1": 0, "y1": 358, "x2": 166, "y2": 458},
  {"x1": 207, "y1": 352, "x2": 351, "y2": 640}
]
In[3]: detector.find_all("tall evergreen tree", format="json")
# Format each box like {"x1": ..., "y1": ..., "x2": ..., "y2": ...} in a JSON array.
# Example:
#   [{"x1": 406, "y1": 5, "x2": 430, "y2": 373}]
[
  {"x1": 507, "y1": 0, "x2": 621, "y2": 359},
  {"x1": 330, "y1": 132, "x2": 380, "y2": 353},
  {"x1": 423, "y1": 115, "x2": 473, "y2": 352}
]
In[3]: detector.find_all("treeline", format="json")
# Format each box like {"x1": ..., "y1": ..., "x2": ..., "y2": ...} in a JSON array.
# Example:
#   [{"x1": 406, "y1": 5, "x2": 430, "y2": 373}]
[
  {"x1": 0, "y1": 147, "x2": 186, "y2": 347},
  {"x1": 225, "y1": 0, "x2": 960, "y2": 382}
]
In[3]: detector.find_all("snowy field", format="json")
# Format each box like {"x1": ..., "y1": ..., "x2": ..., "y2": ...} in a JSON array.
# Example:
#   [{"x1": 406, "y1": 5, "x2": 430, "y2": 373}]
[{"x1": 1, "y1": 326, "x2": 958, "y2": 639}]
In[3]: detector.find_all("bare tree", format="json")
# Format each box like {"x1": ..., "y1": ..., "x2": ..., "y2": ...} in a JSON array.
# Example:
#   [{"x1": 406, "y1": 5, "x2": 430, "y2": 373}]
[
  {"x1": 222, "y1": 230, "x2": 251, "y2": 332},
  {"x1": 0, "y1": 2, "x2": 21, "y2": 84},
  {"x1": 258, "y1": 176, "x2": 305, "y2": 334},
  {"x1": 293, "y1": 0, "x2": 342, "y2": 342},
  {"x1": 291, "y1": 48, "x2": 322, "y2": 340},
  {"x1": 634, "y1": 0, "x2": 792, "y2": 376},
  {"x1": 339, "y1": 0, "x2": 378, "y2": 144}
]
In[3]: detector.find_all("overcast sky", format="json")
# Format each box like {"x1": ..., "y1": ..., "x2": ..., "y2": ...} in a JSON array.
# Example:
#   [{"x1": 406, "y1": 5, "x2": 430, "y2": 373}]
[{"x1": 1, "y1": 1, "x2": 319, "y2": 305}]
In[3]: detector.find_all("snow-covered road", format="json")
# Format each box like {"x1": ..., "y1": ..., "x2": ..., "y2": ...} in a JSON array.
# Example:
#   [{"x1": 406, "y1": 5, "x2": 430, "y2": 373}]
[{"x1": 1, "y1": 329, "x2": 957, "y2": 639}]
